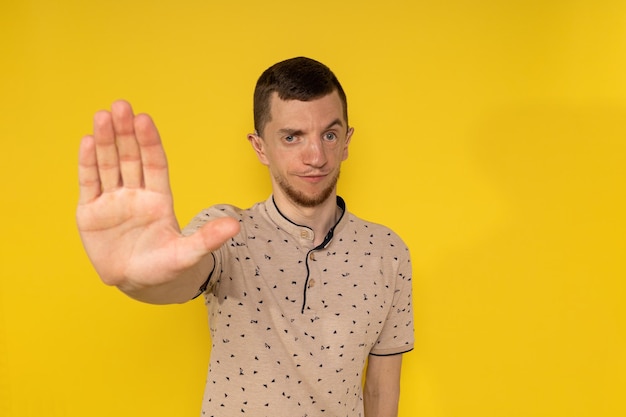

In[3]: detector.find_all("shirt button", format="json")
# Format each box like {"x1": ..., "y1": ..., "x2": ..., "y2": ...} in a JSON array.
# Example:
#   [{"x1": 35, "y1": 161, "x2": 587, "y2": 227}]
[
  {"x1": 300, "y1": 230, "x2": 309, "y2": 239},
  {"x1": 309, "y1": 252, "x2": 316, "y2": 261},
  {"x1": 308, "y1": 279, "x2": 316, "y2": 288}
]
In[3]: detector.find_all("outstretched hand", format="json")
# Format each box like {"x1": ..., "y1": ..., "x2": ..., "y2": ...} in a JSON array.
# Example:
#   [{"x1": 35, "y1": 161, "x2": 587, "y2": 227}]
[{"x1": 76, "y1": 100, "x2": 239, "y2": 303}]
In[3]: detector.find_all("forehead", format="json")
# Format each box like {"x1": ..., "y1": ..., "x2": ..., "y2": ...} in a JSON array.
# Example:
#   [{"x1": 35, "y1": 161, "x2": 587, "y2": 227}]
[{"x1": 267, "y1": 91, "x2": 345, "y2": 129}]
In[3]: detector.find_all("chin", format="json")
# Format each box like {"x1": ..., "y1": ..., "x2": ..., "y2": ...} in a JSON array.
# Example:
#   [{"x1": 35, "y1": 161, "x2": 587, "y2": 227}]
[
  {"x1": 285, "y1": 185, "x2": 335, "y2": 208},
  {"x1": 275, "y1": 171, "x2": 339, "y2": 208}
]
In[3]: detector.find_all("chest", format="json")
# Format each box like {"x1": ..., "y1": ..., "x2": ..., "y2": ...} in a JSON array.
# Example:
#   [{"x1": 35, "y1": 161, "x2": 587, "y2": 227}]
[{"x1": 208, "y1": 233, "x2": 399, "y2": 350}]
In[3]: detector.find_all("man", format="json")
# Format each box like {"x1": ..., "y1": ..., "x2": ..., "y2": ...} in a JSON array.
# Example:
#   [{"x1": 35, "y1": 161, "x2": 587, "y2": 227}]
[{"x1": 77, "y1": 57, "x2": 413, "y2": 417}]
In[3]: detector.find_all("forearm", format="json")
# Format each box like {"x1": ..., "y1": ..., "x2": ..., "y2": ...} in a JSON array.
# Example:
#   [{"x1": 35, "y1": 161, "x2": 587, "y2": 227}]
[{"x1": 363, "y1": 379, "x2": 400, "y2": 417}]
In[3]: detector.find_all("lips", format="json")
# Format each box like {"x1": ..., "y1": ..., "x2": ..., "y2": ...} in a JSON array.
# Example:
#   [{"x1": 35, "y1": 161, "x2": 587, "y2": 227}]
[
  {"x1": 300, "y1": 175, "x2": 326, "y2": 183},
  {"x1": 298, "y1": 172, "x2": 330, "y2": 183}
]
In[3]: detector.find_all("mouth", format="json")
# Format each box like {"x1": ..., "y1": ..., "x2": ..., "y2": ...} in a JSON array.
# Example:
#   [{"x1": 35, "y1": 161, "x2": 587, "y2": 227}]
[{"x1": 299, "y1": 173, "x2": 328, "y2": 183}]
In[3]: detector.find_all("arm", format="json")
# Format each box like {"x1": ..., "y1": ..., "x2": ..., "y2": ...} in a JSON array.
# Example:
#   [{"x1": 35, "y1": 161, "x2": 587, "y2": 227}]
[
  {"x1": 363, "y1": 354, "x2": 403, "y2": 417},
  {"x1": 76, "y1": 100, "x2": 239, "y2": 304}
]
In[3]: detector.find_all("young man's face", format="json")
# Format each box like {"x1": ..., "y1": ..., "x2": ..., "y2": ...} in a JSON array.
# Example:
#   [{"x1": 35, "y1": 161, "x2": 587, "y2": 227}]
[{"x1": 249, "y1": 90, "x2": 354, "y2": 209}]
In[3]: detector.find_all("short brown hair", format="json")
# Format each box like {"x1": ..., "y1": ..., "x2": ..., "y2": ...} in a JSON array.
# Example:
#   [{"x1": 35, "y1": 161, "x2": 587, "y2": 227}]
[{"x1": 253, "y1": 57, "x2": 348, "y2": 135}]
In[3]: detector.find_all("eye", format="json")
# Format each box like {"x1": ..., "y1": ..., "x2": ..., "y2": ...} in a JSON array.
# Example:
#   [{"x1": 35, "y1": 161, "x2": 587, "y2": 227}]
[
  {"x1": 284, "y1": 135, "x2": 296, "y2": 143},
  {"x1": 324, "y1": 132, "x2": 337, "y2": 141}
]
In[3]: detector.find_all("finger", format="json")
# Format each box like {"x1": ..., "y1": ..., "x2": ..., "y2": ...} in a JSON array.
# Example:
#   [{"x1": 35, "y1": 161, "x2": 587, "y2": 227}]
[
  {"x1": 111, "y1": 100, "x2": 143, "y2": 189},
  {"x1": 134, "y1": 113, "x2": 171, "y2": 194},
  {"x1": 93, "y1": 109, "x2": 121, "y2": 192},
  {"x1": 78, "y1": 135, "x2": 101, "y2": 204}
]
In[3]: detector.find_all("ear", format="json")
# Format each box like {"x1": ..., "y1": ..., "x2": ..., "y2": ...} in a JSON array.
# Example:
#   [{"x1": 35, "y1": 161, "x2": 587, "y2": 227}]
[
  {"x1": 247, "y1": 132, "x2": 270, "y2": 166},
  {"x1": 341, "y1": 127, "x2": 354, "y2": 161}
]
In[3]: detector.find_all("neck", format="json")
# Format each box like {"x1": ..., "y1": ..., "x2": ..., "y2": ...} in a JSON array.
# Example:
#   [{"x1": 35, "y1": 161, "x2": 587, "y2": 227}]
[{"x1": 273, "y1": 192, "x2": 340, "y2": 246}]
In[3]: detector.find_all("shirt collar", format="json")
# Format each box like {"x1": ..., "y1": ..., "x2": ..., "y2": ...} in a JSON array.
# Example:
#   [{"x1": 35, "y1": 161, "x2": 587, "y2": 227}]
[{"x1": 264, "y1": 195, "x2": 347, "y2": 249}]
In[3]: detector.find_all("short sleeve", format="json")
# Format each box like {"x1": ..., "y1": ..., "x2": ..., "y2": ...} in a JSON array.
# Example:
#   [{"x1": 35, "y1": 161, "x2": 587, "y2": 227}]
[{"x1": 369, "y1": 243, "x2": 414, "y2": 356}]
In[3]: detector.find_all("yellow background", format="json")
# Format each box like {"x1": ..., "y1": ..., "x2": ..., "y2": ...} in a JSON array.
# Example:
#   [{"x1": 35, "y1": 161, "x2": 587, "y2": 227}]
[{"x1": 1, "y1": 1, "x2": 625, "y2": 416}]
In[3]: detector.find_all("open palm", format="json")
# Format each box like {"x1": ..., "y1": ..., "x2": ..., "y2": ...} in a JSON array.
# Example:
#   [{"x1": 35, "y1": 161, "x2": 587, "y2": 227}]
[{"x1": 76, "y1": 101, "x2": 239, "y2": 302}]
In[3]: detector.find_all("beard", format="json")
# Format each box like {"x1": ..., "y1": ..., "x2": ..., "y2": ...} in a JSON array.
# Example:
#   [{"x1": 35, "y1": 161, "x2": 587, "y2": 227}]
[{"x1": 274, "y1": 170, "x2": 340, "y2": 208}]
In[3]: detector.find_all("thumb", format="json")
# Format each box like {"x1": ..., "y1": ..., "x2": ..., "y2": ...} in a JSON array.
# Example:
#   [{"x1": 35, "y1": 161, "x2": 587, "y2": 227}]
[{"x1": 182, "y1": 216, "x2": 241, "y2": 260}]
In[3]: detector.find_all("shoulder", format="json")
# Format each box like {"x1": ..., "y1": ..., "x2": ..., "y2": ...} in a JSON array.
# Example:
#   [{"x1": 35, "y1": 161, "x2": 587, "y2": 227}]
[
  {"x1": 344, "y1": 211, "x2": 409, "y2": 252},
  {"x1": 182, "y1": 202, "x2": 264, "y2": 236}
]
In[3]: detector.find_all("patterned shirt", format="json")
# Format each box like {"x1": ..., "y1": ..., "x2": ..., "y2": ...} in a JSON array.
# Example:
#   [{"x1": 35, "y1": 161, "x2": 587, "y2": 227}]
[{"x1": 183, "y1": 196, "x2": 414, "y2": 417}]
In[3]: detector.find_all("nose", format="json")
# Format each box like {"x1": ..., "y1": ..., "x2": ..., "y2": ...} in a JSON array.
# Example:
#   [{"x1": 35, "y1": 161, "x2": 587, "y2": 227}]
[{"x1": 302, "y1": 137, "x2": 327, "y2": 167}]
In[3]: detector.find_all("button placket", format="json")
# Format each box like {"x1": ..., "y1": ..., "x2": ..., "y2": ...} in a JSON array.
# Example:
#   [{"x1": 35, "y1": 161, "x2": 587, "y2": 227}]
[
  {"x1": 299, "y1": 229, "x2": 314, "y2": 241},
  {"x1": 302, "y1": 248, "x2": 320, "y2": 313}
]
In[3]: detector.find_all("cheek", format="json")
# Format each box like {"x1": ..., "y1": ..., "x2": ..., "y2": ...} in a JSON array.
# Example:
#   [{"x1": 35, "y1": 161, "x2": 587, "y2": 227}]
[
  {"x1": 266, "y1": 152, "x2": 292, "y2": 173},
  {"x1": 341, "y1": 146, "x2": 349, "y2": 161}
]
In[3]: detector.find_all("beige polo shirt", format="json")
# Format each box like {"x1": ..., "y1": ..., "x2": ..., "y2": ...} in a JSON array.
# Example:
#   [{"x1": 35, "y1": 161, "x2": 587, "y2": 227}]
[{"x1": 184, "y1": 196, "x2": 414, "y2": 417}]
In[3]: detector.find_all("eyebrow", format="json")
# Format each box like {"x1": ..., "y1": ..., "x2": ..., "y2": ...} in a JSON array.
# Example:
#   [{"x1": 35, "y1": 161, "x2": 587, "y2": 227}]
[
  {"x1": 277, "y1": 127, "x2": 304, "y2": 137},
  {"x1": 324, "y1": 118, "x2": 344, "y2": 131},
  {"x1": 276, "y1": 119, "x2": 344, "y2": 137}
]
